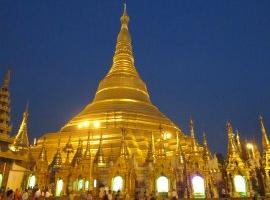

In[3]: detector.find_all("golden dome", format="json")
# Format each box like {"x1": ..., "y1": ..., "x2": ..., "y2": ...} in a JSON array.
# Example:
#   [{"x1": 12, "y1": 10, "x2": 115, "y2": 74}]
[{"x1": 60, "y1": 6, "x2": 180, "y2": 135}]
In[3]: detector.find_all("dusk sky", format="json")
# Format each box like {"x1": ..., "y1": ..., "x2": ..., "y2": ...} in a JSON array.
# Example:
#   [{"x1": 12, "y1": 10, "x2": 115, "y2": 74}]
[{"x1": 1, "y1": 0, "x2": 270, "y2": 154}]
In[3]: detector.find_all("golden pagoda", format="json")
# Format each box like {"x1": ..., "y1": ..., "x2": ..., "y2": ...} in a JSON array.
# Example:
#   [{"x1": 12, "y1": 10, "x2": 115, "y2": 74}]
[
  {"x1": 33, "y1": 5, "x2": 182, "y2": 168},
  {"x1": 21, "y1": 4, "x2": 270, "y2": 199},
  {"x1": 31, "y1": 6, "x2": 196, "y2": 197}
]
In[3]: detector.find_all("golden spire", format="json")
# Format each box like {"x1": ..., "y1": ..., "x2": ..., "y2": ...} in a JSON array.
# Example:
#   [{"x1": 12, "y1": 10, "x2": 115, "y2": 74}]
[
  {"x1": 63, "y1": 136, "x2": 74, "y2": 164},
  {"x1": 158, "y1": 125, "x2": 166, "y2": 158},
  {"x1": 203, "y1": 132, "x2": 211, "y2": 161},
  {"x1": 72, "y1": 139, "x2": 83, "y2": 166},
  {"x1": 189, "y1": 119, "x2": 198, "y2": 153},
  {"x1": 2, "y1": 69, "x2": 11, "y2": 88},
  {"x1": 94, "y1": 134, "x2": 106, "y2": 167},
  {"x1": 11, "y1": 103, "x2": 30, "y2": 151},
  {"x1": 120, "y1": 128, "x2": 129, "y2": 159},
  {"x1": 108, "y1": 144, "x2": 114, "y2": 166},
  {"x1": 51, "y1": 138, "x2": 62, "y2": 169},
  {"x1": 235, "y1": 130, "x2": 242, "y2": 153},
  {"x1": 108, "y1": 3, "x2": 138, "y2": 77},
  {"x1": 84, "y1": 133, "x2": 91, "y2": 159},
  {"x1": 176, "y1": 132, "x2": 184, "y2": 164},
  {"x1": 259, "y1": 116, "x2": 270, "y2": 150},
  {"x1": 38, "y1": 137, "x2": 48, "y2": 162},
  {"x1": 145, "y1": 132, "x2": 156, "y2": 163},
  {"x1": 226, "y1": 122, "x2": 237, "y2": 155}
]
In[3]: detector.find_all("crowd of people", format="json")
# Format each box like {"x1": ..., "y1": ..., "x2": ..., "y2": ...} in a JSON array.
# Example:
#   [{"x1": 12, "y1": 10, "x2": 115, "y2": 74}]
[
  {"x1": 0, "y1": 186, "x2": 180, "y2": 200},
  {"x1": 0, "y1": 186, "x2": 52, "y2": 200}
]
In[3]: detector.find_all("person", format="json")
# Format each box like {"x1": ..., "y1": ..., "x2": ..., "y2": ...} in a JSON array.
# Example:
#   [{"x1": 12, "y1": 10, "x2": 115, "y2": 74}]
[
  {"x1": 103, "y1": 190, "x2": 109, "y2": 200},
  {"x1": 34, "y1": 188, "x2": 41, "y2": 200},
  {"x1": 86, "y1": 191, "x2": 93, "y2": 200},
  {"x1": 115, "y1": 190, "x2": 120, "y2": 200},
  {"x1": 171, "y1": 189, "x2": 178, "y2": 200},
  {"x1": 107, "y1": 190, "x2": 112, "y2": 200},
  {"x1": 149, "y1": 192, "x2": 156, "y2": 200},
  {"x1": 6, "y1": 189, "x2": 14, "y2": 200},
  {"x1": 99, "y1": 187, "x2": 105, "y2": 199},
  {"x1": 22, "y1": 189, "x2": 29, "y2": 200},
  {"x1": 14, "y1": 188, "x2": 21, "y2": 200},
  {"x1": 0, "y1": 190, "x2": 4, "y2": 200},
  {"x1": 45, "y1": 189, "x2": 51, "y2": 199},
  {"x1": 221, "y1": 188, "x2": 226, "y2": 198}
]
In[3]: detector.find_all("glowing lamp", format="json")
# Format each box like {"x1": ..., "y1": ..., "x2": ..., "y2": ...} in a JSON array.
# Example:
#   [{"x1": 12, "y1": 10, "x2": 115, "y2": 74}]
[
  {"x1": 0, "y1": 174, "x2": 3, "y2": 188},
  {"x1": 83, "y1": 121, "x2": 89, "y2": 127},
  {"x1": 85, "y1": 180, "x2": 89, "y2": 190},
  {"x1": 192, "y1": 176, "x2": 205, "y2": 197},
  {"x1": 56, "y1": 179, "x2": 64, "y2": 197},
  {"x1": 234, "y1": 175, "x2": 247, "y2": 194},
  {"x1": 78, "y1": 179, "x2": 84, "y2": 190},
  {"x1": 112, "y1": 176, "x2": 123, "y2": 191},
  {"x1": 78, "y1": 123, "x2": 83, "y2": 129},
  {"x1": 27, "y1": 175, "x2": 36, "y2": 188},
  {"x1": 93, "y1": 121, "x2": 101, "y2": 128},
  {"x1": 246, "y1": 143, "x2": 253, "y2": 149},
  {"x1": 94, "y1": 179, "x2": 97, "y2": 188},
  {"x1": 156, "y1": 176, "x2": 169, "y2": 193}
]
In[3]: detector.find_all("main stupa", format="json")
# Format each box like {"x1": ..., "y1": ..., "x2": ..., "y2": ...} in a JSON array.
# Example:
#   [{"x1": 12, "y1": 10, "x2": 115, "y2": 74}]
[{"x1": 34, "y1": 5, "x2": 186, "y2": 164}]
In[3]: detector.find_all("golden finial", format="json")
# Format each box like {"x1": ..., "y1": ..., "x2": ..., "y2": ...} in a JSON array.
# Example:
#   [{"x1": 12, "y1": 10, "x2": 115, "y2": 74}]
[
  {"x1": 189, "y1": 118, "x2": 198, "y2": 153},
  {"x1": 235, "y1": 129, "x2": 242, "y2": 152},
  {"x1": 84, "y1": 132, "x2": 91, "y2": 159},
  {"x1": 203, "y1": 132, "x2": 208, "y2": 147},
  {"x1": 226, "y1": 121, "x2": 233, "y2": 137},
  {"x1": 121, "y1": 2, "x2": 129, "y2": 29},
  {"x1": 39, "y1": 137, "x2": 47, "y2": 162},
  {"x1": 2, "y1": 69, "x2": 11, "y2": 88},
  {"x1": 226, "y1": 121, "x2": 238, "y2": 156},
  {"x1": 259, "y1": 115, "x2": 270, "y2": 150},
  {"x1": 189, "y1": 118, "x2": 195, "y2": 138},
  {"x1": 175, "y1": 132, "x2": 184, "y2": 164},
  {"x1": 124, "y1": 2, "x2": 127, "y2": 13},
  {"x1": 145, "y1": 132, "x2": 155, "y2": 163},
  {"x1": 203, "y1": 132, "x2": 211, "y2": 161}
]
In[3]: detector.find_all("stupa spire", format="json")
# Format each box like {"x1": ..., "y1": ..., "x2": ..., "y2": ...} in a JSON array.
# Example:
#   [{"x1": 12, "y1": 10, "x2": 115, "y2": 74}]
[
  {"x1": 145, "y1": 132, "x2": 156, "y2": 163},
  {"x1": 176, "y1": 132, "x2": 184, "y2": 164},
  {"x1": 94, "y1": 134, "x2": 106, "y2": 167},
  {"x1": 203, "y1": 132, "x2": 211, "y2": 161},
  {"x1": 84, "y1": 133, "x2": 91, "y2": 159},
  {"x1": 38, "y1": 137, "x2": 48, "y2": 162},
  {"x1": 235, "y1": 130, "x2": 242, "y2": 153},
  {"x1": 189, "y1": 119, "x2": 198, "y2": 153},
  {"x1": 259, "y1": 116, "x2": 270, "y2": 150},
  {"x1": 2, "y1": 69, "x2": 10, "y2": 88},
  {"x1": 11, "y1": 103, "x2": 30, "y2": 151},
  {"x1": 108, "y1": 3, "x2": 138, "y2": 77},
  {"x1": 51, "y1": 138, "x2": 62, "y2": 169},
  {"x1": 226, "y1": 122, "x2": 238, "y2": 156},
  {"x1": 63, "y1": 136, "x2": 74, "y2": 164},
  {"x1": 120, "y1": 128, "x2": 129, "y2": 159},
  {"x1": 72, "y1": 139, "x2": 83, "y2": 166}
]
